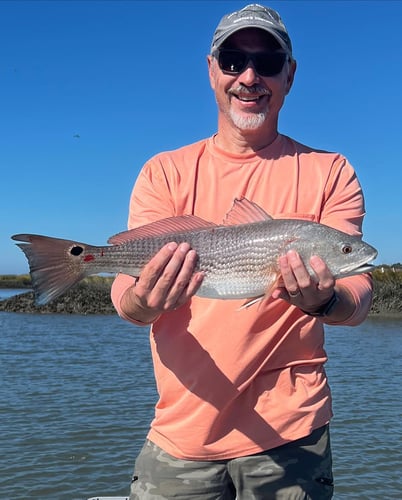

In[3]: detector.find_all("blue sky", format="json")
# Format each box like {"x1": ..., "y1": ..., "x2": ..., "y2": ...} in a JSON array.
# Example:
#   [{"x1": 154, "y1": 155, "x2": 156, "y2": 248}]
[{"x1": 1, "y1": 0, "x2": 401, "y2": 275}]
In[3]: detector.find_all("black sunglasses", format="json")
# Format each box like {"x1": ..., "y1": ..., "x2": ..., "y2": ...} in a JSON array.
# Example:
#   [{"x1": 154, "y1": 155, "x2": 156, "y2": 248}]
[{"x1": 213, "y1": 49, "x2": 288, "y2": 77}]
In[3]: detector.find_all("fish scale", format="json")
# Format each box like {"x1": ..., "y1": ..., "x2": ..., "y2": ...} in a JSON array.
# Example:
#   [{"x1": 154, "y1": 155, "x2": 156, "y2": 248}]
[{"x1": 11, "y1": 199, "x2": 378, "y2": 305}]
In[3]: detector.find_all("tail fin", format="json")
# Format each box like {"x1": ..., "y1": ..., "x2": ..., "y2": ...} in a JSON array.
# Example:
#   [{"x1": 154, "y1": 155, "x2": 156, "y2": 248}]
[{"x1": 12, "y1": 234, "x2": 88, "y2": 305}]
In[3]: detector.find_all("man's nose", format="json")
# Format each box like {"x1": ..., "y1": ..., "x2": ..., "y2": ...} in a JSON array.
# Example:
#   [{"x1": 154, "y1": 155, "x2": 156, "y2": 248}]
[{"x1": 238, "y1": 63, "x2": 260, "y2": 85}]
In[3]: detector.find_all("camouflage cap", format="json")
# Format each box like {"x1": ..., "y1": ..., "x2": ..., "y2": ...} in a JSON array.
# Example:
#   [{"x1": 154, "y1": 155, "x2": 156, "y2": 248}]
[{"x1": 211, "y1": 3, "x2": 292, "y2": 55}]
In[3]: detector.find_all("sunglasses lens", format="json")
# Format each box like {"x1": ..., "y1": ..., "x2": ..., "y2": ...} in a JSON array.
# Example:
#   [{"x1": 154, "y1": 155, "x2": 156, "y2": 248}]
[
  {"x1": 218, "y1": 50, "x2": 248, "y2": 74},
  {"x1": 217, "y1": 50, "x2": 287, "y2": 77},
  {"x1": 255, "y1": 53, "x2": 287, "y2": 77}
]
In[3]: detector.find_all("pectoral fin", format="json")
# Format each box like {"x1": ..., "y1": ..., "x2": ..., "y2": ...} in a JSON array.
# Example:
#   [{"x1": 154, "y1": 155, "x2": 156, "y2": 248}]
[{"x1": 238, "y1": 272, "x2": 281, "y2": 310}]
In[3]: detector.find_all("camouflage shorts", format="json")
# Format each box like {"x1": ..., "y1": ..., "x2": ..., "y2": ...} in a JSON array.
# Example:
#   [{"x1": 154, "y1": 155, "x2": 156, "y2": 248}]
[{"x1": 129, "y1": 425, "x2": 333, "y2": 499}]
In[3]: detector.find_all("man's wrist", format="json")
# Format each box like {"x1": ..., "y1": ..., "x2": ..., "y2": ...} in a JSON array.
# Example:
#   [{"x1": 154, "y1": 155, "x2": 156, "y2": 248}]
[
  {"x1": 301, "y1": 291, "x2": 339, "y2": 318},
  {"x1": 121, "y1": 285, "x2": 161, "y2": 324}
]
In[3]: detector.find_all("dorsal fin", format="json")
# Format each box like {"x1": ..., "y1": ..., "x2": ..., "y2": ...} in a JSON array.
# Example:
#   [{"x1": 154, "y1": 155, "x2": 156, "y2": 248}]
[
  {"x1": 222, "y1": 197, "x2": 273, "y2": 226},
  {"x1": 108, "y1": 215, "x2": 217, "y2": 245}
]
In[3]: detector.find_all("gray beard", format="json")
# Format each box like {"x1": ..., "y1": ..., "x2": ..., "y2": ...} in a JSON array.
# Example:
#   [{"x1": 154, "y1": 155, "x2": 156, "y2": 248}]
[{"x1": 229, "y1": 109, "x2": 267, "y2": 130}]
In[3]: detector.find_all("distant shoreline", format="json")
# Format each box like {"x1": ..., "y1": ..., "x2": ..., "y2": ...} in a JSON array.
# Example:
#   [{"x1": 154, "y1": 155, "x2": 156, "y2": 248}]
[
  {"x1": 1, "y1": 274, "x2": 401, "y2": 316},
  {"x1": 0, "y1": 279, "x2": 116, "y2": 314}
]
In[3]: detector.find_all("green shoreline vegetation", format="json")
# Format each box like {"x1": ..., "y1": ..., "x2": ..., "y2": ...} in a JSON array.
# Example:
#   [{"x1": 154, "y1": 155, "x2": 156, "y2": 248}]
[{"x1": 1, "y1": 268, "x2": 402, "y2": 315}]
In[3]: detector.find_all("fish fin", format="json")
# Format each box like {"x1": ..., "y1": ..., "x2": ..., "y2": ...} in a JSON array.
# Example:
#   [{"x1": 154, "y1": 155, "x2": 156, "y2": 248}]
[
  {"x1": 108, "y1": 216, "x2": 217, "y2": 244},
  {"x1": 11, "y1": 234, "x2": 89, "y2": 305},
  {"x1": 237, "y1": 273, "x2": 280, "y2": 310},
  {"x1": 222, "y1": 198, "x2": 273, "y2": 226},
  {"x1": 238, "y1": 295, "x2": 266, "y2": 310}
]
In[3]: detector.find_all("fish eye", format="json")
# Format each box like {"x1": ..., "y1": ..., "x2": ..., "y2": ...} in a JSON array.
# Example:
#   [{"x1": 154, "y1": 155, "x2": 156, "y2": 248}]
[
  {"x1": 70, "y1": 245, "x2": 84, "y2": 256},
  {"x1": 341, "y1": 244, "x2": 353, "y2": 254}
]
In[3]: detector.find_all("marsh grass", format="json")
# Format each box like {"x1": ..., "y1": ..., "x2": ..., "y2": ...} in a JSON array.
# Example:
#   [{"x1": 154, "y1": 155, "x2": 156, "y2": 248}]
[{"x1": 1, "y1": 269, "x2": 401, "y2": 315}]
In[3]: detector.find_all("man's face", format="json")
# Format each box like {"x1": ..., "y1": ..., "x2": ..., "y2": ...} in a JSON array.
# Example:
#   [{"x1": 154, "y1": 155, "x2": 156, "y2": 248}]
[{"x1": 208, "y1": 28, "x2": 296, "y2": 131}]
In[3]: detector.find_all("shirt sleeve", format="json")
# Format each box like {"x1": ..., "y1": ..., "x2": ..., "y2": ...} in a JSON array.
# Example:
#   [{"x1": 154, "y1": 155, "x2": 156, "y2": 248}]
[
  {"x1": 111, "y1": 156, "x2": 174, "y2": 324},
  {"x1": 319, "y1": 155, "x2": 373, "y2": 326}
]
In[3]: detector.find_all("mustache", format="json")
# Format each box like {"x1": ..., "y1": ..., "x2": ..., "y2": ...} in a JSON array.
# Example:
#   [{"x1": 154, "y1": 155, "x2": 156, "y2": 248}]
[{"x1": 228, "y1": 84, "x2": 271, "y2": 96}]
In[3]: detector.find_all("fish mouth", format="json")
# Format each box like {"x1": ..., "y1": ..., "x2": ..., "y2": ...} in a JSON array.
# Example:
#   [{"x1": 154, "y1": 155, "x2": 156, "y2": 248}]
[
  {"x1": 353, "y1": 263, "x2": 378, "y2": 273},
  {"x1": 339, "y1": 261, "x2": 378, "y2": 277}
]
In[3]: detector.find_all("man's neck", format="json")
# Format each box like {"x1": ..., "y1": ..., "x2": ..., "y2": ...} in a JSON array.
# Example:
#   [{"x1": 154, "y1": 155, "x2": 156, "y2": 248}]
[{"x1": 214, "y1": 121, "x2": 279, "y2": 154}]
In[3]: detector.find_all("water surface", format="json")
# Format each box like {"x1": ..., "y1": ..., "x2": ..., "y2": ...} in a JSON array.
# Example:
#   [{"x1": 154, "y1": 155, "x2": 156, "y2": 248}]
[
  {"x1": 0, "y1": 312, "x2": 401, "y2": 499},
  {"x1": 0, "y1": 288, "x2": 30, "y2": 300}
]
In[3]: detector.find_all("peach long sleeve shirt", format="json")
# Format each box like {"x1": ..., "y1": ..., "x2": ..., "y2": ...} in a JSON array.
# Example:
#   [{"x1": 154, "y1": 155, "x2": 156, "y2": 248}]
[{"x1": 111, "y1": 134, "x2": 373, "y2": 460}]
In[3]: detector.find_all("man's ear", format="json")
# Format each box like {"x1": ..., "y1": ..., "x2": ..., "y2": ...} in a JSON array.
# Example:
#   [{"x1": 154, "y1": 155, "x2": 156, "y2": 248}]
[
  {"x1": 207, "y1": 55, "x2": 216, "y2": 91},
  {"x1": 285, "y1": 58, "x2": 297, "y2": 95}
]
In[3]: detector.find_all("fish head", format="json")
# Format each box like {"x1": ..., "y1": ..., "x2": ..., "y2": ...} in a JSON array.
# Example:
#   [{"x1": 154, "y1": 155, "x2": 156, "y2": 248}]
[{"x1": 292, "y1": 223, "x2": 378, "y2": 279}]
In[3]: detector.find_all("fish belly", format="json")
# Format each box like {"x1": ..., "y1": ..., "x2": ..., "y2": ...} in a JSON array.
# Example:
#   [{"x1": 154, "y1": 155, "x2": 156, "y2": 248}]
[{"x1": 187, "y1": 226, "x2": 279, "y2": 299}]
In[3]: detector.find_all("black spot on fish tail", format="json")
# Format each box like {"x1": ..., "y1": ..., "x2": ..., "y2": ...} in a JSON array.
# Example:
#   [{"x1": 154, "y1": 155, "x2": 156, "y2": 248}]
[{"x1": 71, "y1": 245, "x2": 84, "y2": 256}]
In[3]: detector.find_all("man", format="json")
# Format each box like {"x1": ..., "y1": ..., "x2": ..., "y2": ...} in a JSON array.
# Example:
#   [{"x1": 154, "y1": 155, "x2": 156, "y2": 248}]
[{"x1": 111, "y1": 4, "x2": 373, "y2": 499}]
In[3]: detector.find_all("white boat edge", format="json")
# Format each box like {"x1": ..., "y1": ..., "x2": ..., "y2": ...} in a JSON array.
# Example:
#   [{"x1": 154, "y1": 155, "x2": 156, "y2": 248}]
[{"x1": 87, "y1": 497, "x2": 129, "y2": 500}]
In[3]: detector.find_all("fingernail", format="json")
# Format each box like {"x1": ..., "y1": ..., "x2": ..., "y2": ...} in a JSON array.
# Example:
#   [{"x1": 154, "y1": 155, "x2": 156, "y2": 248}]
[
  {"x1": 187, "y1": 249, "x2": 197, "y2": 261},
  {"x1": 178, "y1": 242, "x2": 190, "y2": 252}
]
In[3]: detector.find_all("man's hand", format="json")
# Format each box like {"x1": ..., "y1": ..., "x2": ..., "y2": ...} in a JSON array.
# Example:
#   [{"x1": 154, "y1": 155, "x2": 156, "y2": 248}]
[
  {"x1": 120, "y1": 242, "x2": 204, "y2": 324},
  {"x1": 271, "y1": 250, "x2": 335, "y2": 313}
]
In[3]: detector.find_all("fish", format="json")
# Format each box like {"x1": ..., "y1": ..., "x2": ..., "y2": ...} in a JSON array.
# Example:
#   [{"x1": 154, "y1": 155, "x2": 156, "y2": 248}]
[{"x1": 12, "y1": 198, "x2": 378, "y2": 306}]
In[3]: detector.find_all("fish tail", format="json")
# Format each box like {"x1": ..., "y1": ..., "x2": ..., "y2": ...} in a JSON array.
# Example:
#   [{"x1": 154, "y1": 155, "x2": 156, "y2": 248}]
[{"x1": 11, "y1": 234, "x2": 89, "y2": 305}]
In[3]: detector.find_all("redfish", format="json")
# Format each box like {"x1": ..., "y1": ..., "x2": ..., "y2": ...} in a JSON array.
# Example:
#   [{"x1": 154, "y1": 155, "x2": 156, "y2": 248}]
[{"x1": 12, "y1": 198, "x2": 377, "y2": 305}]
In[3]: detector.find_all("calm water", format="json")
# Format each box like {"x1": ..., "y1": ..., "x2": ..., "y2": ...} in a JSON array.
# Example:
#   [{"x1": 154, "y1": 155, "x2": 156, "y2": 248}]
[
  {"x1": 1, "y1": 301, "x2": 401, "y2": 499},
  {"x1": 0, "y1": 289, "x2": 29, "y2": 300}
]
